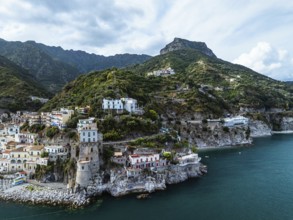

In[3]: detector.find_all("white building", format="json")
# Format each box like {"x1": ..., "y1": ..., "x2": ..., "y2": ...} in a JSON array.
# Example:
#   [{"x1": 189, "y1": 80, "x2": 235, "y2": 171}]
[
  {"x1": 50, "y1": 108, "x2": 74, "y2": 129},
  {"x1": 177, "y1": 153, "x2": 201, "y2": 166},
  {"x1": 147, "y1": 67, "x2": 175, "y2": 77},
  {"x1": 6, "y1": 124, "x2": 20, "y2": 136},
  {"x1": 121, "y1": 98, "x2": 138, "y2": 113},
  {"x1": 15, "y1": 133, "x2": 37, "y2": 144},
  {"x1": 45, "y1": 145, "x2": 68, "y2": 161},
  {"x1": 128, "y1": 153, "x2": 167, "y2": 169},
  {"x1": 224, "y1": 116, "x2": 249, "y2": 127},
  {"x1": 102, "y1": 99, "x2": 124, "y2": 111},
  {"x1": 77, "y1": 118, "x2": 102, "y2": 143},
  {"x1": 111, "y1": 152, "x2": 126, "y2": 165},
  {"x1": 102, "y1": 98, "x2": 143, "y2": 114},
  {"x1": 0, "y1": 158, "x2": 9, "y2": 172},
  {"x1": 30, "y1": 96, "x2": 49, "y2": 103}
]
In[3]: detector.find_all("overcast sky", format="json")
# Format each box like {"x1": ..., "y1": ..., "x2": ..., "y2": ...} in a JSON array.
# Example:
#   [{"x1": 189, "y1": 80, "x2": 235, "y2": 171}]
[{"x1": 0, "y1": 0, "x2": 292, "y2": 81}]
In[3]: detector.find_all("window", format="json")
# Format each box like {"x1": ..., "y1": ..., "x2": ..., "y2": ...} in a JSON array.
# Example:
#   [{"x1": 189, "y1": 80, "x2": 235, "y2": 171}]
[
  {"x1": 93, "y1": 138, "x2": 95, "y2": 142},
  {"x1": 91, "y1": 148, "x2": 93, "y2": 153},
  {"x1": 82, "y1": 166, "x2": 84, "y2": 170}
]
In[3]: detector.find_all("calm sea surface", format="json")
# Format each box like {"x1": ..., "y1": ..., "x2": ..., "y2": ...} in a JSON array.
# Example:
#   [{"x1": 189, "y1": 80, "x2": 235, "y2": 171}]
[{"x1": 1, "y1": 134, "x2": 293, "y2": 220}]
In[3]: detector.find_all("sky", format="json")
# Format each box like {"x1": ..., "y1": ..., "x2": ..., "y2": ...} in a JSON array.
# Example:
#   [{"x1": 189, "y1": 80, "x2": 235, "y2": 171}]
[{"x1": 0, "y1": 0, "x2": 292, "y2": 81}]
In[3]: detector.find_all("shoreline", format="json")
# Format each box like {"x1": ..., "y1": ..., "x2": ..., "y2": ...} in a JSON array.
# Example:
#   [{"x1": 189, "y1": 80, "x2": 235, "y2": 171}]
[
  {"x1": 0, "y1": 164, "x2": 206, "y2": 208},
  {"x1": 1, "y1": 131, "x2": 292, "y2": 208}
]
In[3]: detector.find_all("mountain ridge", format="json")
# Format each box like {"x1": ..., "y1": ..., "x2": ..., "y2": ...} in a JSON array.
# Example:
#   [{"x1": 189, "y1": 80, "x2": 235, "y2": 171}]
[
  {"x1": 41, "y1": 38, "x2": 293, "y2": 118},
  {"x1": 0, "y1": 38, "x2": 151, "y2": 92},
  {"x1": 0, "y1": 55, "x2": 50, "y2": 111}
]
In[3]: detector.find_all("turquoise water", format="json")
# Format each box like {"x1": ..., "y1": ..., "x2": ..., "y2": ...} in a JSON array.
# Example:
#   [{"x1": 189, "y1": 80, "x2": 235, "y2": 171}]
[{"x1": 1, "y1": 134, "x2": 293, "y2": 220}]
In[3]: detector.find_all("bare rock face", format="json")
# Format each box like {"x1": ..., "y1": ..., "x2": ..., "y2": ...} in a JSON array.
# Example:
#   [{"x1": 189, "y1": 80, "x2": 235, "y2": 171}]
[
  {"x1": 249, "y1": 120, "x2": 272, "y2": 137},
  {"x1": 160, "y1": 38, "x2": 217, "y2": 58}
]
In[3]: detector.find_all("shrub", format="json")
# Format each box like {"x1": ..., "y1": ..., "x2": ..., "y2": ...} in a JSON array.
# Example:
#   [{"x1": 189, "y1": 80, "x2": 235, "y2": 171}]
[
  {"x1": 46, "y1": 127, "x2": 60, "y2": 138},
  {"x1": 223, "y1": 126, "x2": 229, "y2": 132}
]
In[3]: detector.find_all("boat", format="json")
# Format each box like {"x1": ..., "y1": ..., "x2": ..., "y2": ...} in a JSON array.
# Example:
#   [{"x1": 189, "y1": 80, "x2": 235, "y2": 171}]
[
  {"x1": 136, "y1": 193, "x2": 150, "y2": 199},
  {"x1": 12, "y1": 177, "x2": 26, "y2": 186}
]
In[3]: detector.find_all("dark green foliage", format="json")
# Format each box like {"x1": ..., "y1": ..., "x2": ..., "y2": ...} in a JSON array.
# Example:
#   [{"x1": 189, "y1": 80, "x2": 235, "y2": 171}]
[
  {"x1": 28, "y1": 124, "x2": 45, "y2": 133},
  {"x1": 41, "y1": 151, "x2": 49, "y2": 158},
  {"x1": 223, "y1": 126, "x2": 229, "y2": 132},
  {"x1": 46, "y1": 126, "x2": 60, "y2": 138},
  {"x1": 0, "y1": 39, "x2": 150, "y2": 92},
  {"x1": 41, "y1": 46, "x2": 293, "y2": 119},
  {"x1": 66, "y1": 115, "x2": 87, "y2": 128},
  {"x1": 144, "y1": 109, "x2": 158, "y2": 121},
  {"x1": 0, "y1": 55, "x2": 50, "y2": 111},
  {"x1": 103, "y1": 146, "x2": 114, "y2": 165},
  {"x1": 103, "y1": 130, "x2": 123, "y2": 141},
  {"x1": 97, "y1": 115, "x2": 159, "y2": 141}
]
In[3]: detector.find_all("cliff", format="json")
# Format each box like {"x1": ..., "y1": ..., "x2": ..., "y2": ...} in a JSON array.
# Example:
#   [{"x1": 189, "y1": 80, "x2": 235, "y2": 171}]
[
  {"x1": 160, "y1": 37, "x2": 216, "y2": 58},
  {"x1": 178, "y1": 121, "x2": 252, "y2": 148}
]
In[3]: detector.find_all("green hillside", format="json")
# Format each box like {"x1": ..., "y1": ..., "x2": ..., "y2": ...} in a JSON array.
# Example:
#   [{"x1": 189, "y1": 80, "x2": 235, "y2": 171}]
[
  {"x1": 41, "y1": 41, "x2": 293, "y2": 118},
  {"x1": 0, "y1": 56, "x2": 50, "y2": 111},
  {"x1": 0, "y1": 38, "x2": 151, "y2": 93}
]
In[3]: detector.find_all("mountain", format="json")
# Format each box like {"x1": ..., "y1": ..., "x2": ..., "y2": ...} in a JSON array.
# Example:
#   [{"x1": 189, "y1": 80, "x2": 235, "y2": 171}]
[
  {"x1": 0, "y1": 38, "x2": 151, "y2": 92},
  {"x1": 30, "y1": 41, "x2": 151, "y2": 73},
  {"x1": 160, "y1": 38, "x2": 216, "y2": 58},
  {"x1": 0, "y1": 39, "x2": 80, "y2": 92},
  {"x1": 0, "y1": 55, "x2": 50, "y2": 111},
  {"x1": 41, "y1": 38, "x2": 293, "y2": 118}
]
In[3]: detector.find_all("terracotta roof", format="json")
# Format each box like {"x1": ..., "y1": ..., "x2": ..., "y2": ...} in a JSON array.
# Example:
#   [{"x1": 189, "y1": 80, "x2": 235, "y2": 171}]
[
  {"x1": 11, "y1": 147, "x2": 25, "y2": 152},
  {"x1": 3, "y1": 150, "x2": 11, "y2": 154},
  {"x1": 29, "y1": 145, "x2": 44, "y2": 151}
]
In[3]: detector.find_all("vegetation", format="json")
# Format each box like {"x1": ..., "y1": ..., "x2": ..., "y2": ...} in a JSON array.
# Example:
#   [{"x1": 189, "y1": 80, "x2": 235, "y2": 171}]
[
  {"x1": 42, "y1": 47, "x2": 293, "y2": 120},
  {"x1": 0, "y1": 55, "x2": 50, "y2": 111},
  {"x1": 46, "y1": 126, "x2": 60, "y2": 138}
]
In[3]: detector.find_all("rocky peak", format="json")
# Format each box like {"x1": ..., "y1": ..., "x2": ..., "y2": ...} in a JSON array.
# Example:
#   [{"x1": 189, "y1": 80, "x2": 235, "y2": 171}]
[{"x1": 160, "y1": 37, "x2": 216, "y2": 58}]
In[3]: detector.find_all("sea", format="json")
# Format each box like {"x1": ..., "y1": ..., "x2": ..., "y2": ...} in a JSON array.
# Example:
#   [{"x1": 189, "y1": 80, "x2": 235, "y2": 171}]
[{"x1": 1, "y1": 134, "x2": 293, "y2": 220}]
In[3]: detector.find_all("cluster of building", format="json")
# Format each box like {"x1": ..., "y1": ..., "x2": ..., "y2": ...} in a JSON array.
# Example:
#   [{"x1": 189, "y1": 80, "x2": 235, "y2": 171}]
[
  {"x1": 146, "y1": 67, "x2": 175, "y2": 77},
  {"x1": 102, "y1": 98, "x2": 144, "y2": 114},
  {"x1": 0, "y1": 142, "x2": 69, "y2": 174},
  {"x1": 21, "y1": 108, "x2": 74, "y2": 129},
  {"x1": 0, "y1": 96, "x2": 202, "y2": 189},
  {"x1": 110, "y1": 147, "x2": 201, "y2": 178}
]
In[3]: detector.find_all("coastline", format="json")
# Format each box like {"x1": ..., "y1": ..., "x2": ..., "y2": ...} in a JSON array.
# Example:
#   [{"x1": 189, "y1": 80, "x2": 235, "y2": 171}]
[
  {"x1": 1, "y1": 131, "x2": 293, "y2": 208},
  {"x1": 0, "y1": 163, "x2": 206, "y2": 208}
]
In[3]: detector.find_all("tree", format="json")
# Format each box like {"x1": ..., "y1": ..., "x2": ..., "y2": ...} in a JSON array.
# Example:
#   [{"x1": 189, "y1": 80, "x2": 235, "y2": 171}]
[{"x1": 46, "y1": 126, "x2": 60, "y2": 138}]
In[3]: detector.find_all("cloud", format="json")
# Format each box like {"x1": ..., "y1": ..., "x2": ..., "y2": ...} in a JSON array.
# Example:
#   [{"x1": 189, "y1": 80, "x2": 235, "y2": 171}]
[
  {"x1": 233, "y1": 42, "x2": 293, "y2": 81},
  {"x1": 0, "y1": 0, "x2": 293, "y2": 68}
]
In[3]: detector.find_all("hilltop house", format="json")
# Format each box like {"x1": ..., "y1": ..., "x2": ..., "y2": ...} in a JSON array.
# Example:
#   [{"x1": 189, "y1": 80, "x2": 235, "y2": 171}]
[
  {"x1": 102, "y1": 98, "x2": 144, "y2": 114},
  {"x1": 147, "y1": 67, "x2": 175, "y2": 77}
]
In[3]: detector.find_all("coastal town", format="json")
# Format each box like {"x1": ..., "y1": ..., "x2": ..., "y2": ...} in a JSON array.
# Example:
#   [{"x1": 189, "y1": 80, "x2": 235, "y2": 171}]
[{"x1": 0, "y1": 96, "x2": 214, "y2": 207}]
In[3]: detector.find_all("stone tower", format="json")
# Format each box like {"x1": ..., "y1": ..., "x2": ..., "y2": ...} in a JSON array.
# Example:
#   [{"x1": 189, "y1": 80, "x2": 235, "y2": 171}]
[{"x1": 75, "y1": 117, "x2": 102, "y2": 188}]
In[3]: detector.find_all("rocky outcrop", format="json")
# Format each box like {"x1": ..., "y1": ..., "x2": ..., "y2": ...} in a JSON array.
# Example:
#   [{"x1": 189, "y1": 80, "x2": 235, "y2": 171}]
[
  {"x1": 0, "y1": 184, "x2": 90, "y2": 208},
  {"x1": 249, "y1": 120, "x2": 271, "y2": 137},
  {"x1": 180, "y1": 121, "x2": 252, "y2": 148},
  {"x1": 87, "y1": 164, "x2": 204, "y2": 197},
  {"x1": 160, "y1": 38, "x2": 216, "y2": 58},
  {"x1": 279, "y1": 117, "x2": 293, "y2": 131}
]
